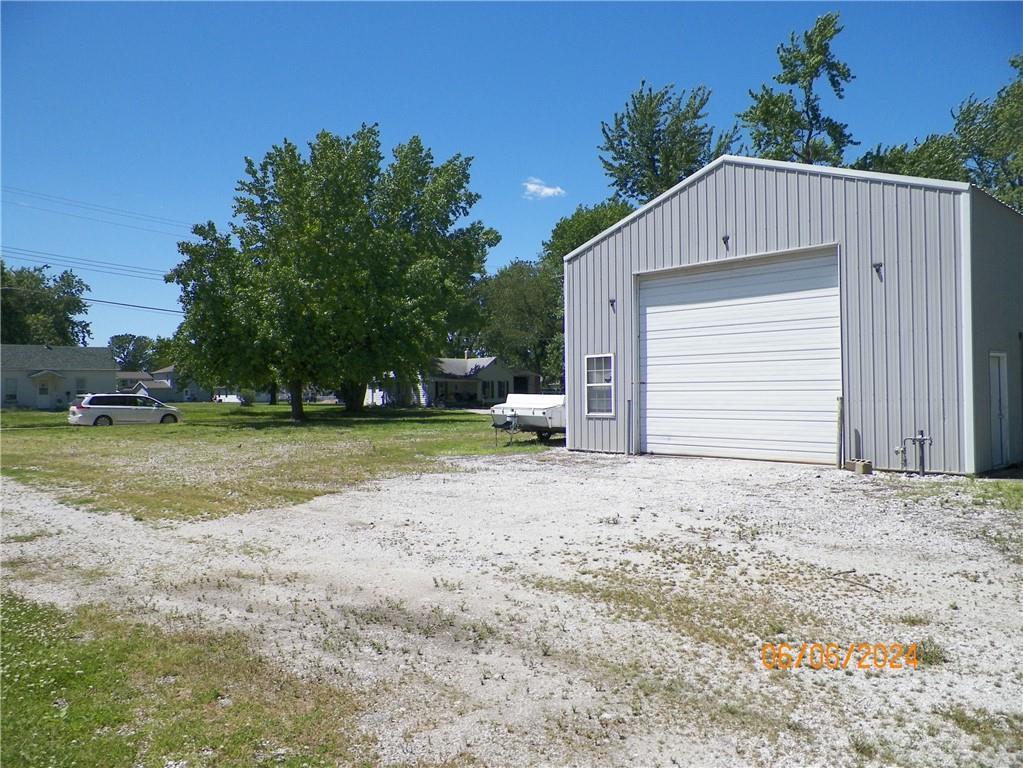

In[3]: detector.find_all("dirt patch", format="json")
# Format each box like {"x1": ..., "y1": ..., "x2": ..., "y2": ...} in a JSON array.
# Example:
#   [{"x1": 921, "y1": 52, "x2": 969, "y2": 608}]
[{"x1": 3, "y1": 452, "x2": 1021, "y2": 766}]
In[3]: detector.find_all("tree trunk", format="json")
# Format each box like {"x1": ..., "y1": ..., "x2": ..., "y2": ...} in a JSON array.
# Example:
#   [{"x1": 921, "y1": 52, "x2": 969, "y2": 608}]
[
  {"x1": 340, "y1": 381, "x2": 367, "y2": 413},
  {"x1": 288, "y1": 381, "x2": 305, "y2": 421},
  {"x1": 268, "y1": 382, "x2": 278, "y2": 406}
]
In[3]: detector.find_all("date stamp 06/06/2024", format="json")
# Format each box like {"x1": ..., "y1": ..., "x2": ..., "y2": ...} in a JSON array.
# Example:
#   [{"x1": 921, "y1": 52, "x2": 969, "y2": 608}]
[{"x1": 761, "y1": 642, "x2": 923, "y2": 671}]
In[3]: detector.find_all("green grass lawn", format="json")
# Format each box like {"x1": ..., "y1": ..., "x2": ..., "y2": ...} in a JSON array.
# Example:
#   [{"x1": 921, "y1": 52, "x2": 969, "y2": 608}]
[
  {"x1": 0, "y1": 404, "x2": 552, "y2": 519},
  {"x1": 0, "y1": 592, "x2": 374, "y2": 768}
]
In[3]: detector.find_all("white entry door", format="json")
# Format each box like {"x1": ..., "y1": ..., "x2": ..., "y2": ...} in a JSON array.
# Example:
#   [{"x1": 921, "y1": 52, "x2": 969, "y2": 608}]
[
  {"x1": 989, "y1": 353, "x2": 1009, "y2": 468},
  {"x1": 36, "y1": 380, "x2": 52, "y2": 409},
  {"x1": 639, "y1": 251, "x2": 841, "y2": 463}
]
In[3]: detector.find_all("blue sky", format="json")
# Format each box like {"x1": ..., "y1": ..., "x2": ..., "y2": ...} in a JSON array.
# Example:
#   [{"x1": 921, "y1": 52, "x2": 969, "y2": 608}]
[{"x1": 2, "y1": 1, "x2": 1020, "y2": 345}]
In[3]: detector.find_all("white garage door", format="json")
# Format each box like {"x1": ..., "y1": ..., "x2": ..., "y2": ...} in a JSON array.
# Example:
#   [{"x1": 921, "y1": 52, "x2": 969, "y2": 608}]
[{"x1": 639, "y1": 251, "x2": 841, "y2": 463}]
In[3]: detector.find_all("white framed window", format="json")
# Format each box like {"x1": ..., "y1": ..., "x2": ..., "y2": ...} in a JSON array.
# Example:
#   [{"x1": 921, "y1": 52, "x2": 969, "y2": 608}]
[
  {"x1": 4, "y1": 378, "x2": 17, "y2": 402},
  {"x1": 585, "y1": 354, "x2": 614, "y2": 416},
  {"x1": 498, "y1": 380, "x2": 508, "y2": 398},
  {"x1": 75, "y1": 377, "x2": 88, "y2": 394}
]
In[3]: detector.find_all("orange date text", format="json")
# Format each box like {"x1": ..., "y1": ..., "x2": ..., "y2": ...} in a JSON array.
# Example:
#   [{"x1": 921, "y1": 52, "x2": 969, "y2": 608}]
[{"x1": 760, "y1": 642, "x2": 919, "y2": 670}]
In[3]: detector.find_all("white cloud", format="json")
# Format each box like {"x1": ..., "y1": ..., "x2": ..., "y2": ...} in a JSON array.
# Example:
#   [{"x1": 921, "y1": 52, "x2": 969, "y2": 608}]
[{"x1": 522, "y1": 176, "x2": 566, "y2": 200}]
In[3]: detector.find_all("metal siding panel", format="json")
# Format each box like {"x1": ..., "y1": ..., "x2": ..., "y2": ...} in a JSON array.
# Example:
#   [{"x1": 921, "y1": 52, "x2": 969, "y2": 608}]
[
  {"x1": 703, "y1": 172, "x2": 713, "y2": 263},
  {"x1": 809, "y1": 174, "x2": 822, "y2": 243},
  {"x1": 662, "y1": 200, "x2": 670, "y2": 270},
  {"x1": 837, "y1": 180, "x2": 859, "y2": 460},
  {"x1": 945, "y1": 195, "x2": 961, "y2": 472},
  {"x1": 617, "y1": 228, "x2": 629, "y2": 451},
  {"x1": 660, "y1": 198, "x2": 669, "y2": 268},
  {"x1": 821, "y1": 176, "x2": 835, "y2": 243},
  {"x1": 766, "y1": 171, "x2": 778, "y2": 251},
  {"x1": 670, "y1": 191, "x2": 681, "y2": 264},
  {"x1": 882, "y1": 183, "x2": 902, "y2": 467},
  {"x1": 638, "y1": 211, "x2": 648, "y2": 285},
  {"x1": 870, "y1": 183, "x2": 890, "y2": 464},
  {"x1": 714, "y1": 167, "x2": 726, "y2": 256},
  {"x1": 758, "y1": 166, "x2": 768, "y2": 253},
  {"x1": 743, "y1": 166, "x2": 756, "y2": 255},
  {"x1": 926, "y1": 189, "x2": 944, "y2": 469},
  {"x1": 851, "y1": 179, "x2": 869, "y2": 463},
  {"x1": 654, "y1": 209, "x2": 663, "y2": 271},
  {"x1": 793, "y1": 173, "x2": 804, "y2": 246},
  {"x1": 565, "y1": 260, "x2": 577, "y2": 448},
  {"x1": 783, "y1": 172, "x2": 795, "y2": 248},
  {"x1": 678, "y1": 190, "x2": 687, "y2": 263},
  {"x1": 941, "y1": 193, "x2": 960, "y2": 471}
]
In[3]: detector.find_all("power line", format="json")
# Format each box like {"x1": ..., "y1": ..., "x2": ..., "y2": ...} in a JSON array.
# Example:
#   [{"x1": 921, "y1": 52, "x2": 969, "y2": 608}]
[
  {"x1": 82, "y1": 296, "x2": 183, "y2": 315},
  {"x1": 2, "y1": 185, "x2": 196, "y2": 227},
  {"x1": 3, "y1": 200, "x2": 195, "y2": 238},
  {"x1": 1, "y1": 254, "x2": 168, "y2": 282},
  {"x1": 2, "y1": 245, "x2": 170, "y2": 276},
  {"x1": 0, "y1": 285, "x2": 183, "y2": 314}
]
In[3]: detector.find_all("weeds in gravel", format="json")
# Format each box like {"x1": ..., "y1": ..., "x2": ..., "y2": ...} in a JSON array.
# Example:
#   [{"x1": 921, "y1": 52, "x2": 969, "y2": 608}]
[
  {"x1": 936, "y1": 706, "x2": 1023, "y2": 754},
  {"x1": 1, "y1": 529, "x2": 54, "y2": 544},
  {"x1": 2, "y1": 553, "x2": 110, "y2": 583},
  {"x1": 0, "y1": 591, "x2": 374, "y2": 768},
  {"x1": 898, "y1": 613, "x2": 931, "y2": 627},
  {"x1": 1, "y1": 405, "x2": 550, "y2": 520},
  {"x1": 531, "y1": 539, "x2": 828, "y2": 652},
  {"x1": 328, "y1": 599, "x2": 498, "y2": 652},
  {"x1": 980, "y1": 526, "x2": 1023, "y2": 565},
  {"x1": 972, "y1": 480, "x2": 1023, "y2": 511},
  {"x1": 530, "y1": 572, "x2": 820, "y2": 653},
  {"x1": 916, "y1": 637, "x2": 949, "y2": 666},
  {"x1": 849, "y1": 733, "x2": 878, "y2": 759}
]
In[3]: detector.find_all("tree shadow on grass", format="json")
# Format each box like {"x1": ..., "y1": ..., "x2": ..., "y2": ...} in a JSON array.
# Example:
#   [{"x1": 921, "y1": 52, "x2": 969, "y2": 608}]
[{"x1": 182, "y1": 406, "x2": 490, "y2": 431}]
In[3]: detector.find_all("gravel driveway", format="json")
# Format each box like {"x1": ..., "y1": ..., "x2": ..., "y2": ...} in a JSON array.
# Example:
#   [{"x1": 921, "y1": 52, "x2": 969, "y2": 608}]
[{"x1": 3, "y1": 450, "x2": 1021, "y2": 767}]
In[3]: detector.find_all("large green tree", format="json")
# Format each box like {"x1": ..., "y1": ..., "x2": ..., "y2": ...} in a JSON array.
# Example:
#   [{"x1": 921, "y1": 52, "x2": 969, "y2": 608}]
[
  {"x1": 149, "y1": 335, "x2": 177, "y2": 372},
  {"x1": 0, "y1": 261, "x2": 91, "y2": 345},
  {"x1": 740, "y1": 12, "x2": 856, "y2": 165},
  {"x1": 600, "y1": 83, "x2": 737, "y2": 203},
  {"x1": 169, "y1": 222, "x2": 270, "y2": 401},
  {"x1": 168, "y1": 126, "x2": 497, "y2": 420},
  {"x1": 479, "y1": 260, "x2": 561, "y2": 383},
  {"x1": 108, "y1": 333, "x2": 157, "y2": 371}
]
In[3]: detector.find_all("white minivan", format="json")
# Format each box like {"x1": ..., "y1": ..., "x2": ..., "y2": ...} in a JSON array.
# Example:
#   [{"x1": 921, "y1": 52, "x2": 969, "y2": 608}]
[{"x1": 68, "y1": 393, "x2": 183, "y2": 426}]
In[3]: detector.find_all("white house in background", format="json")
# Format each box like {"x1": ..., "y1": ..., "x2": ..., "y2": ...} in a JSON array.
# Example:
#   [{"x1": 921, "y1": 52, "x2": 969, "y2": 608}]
[
  {"x1": 1, "y1": 344, "x2": 118, "y2": 409},
  {"x1": 363, "y1": 357, "x2": 542, "y2": 408},
  {"x1": 427, "y1": 357, "x2": 540, "y2": 406},
  {"x1": 364, "y1": 372, "x2": 428, "y2": 407},
  {"x1": 116, "y1": 370, "x2": 153, "y2": 391},
  {"x1": 132, "y1": 379, "x2": 178, "y2": 401},
  {"x1": 143, "y1": 365, "x2": 211, "y2": 402}
]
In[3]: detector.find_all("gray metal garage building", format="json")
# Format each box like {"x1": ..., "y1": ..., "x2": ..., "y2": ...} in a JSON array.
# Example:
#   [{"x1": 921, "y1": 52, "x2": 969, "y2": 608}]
[{"x1": 563, "y1": 155, "x2": 1023, "y2": 474}]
